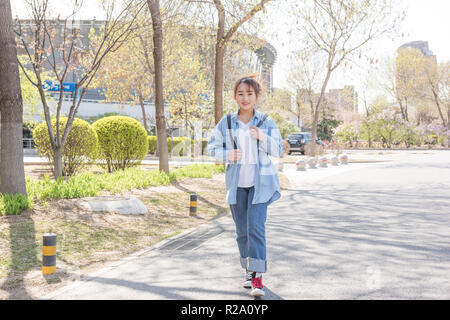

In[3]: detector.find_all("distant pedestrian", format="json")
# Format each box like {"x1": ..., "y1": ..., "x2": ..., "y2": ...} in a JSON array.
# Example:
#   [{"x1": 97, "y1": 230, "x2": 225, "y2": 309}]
[{"x1": 207, "y1": 75, "x2": 284, "y2": 297}]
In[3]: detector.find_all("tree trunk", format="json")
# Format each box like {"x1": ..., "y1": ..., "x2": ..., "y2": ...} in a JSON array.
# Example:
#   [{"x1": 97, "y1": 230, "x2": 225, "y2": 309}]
[
  {"x1": 214, "y1": 43, "x2": 225, "y2": 125},
  {"x1": 311, "y1": 70, "x2": 332, "y2": 157},
  {"x1": 147, "y1": 0, "x2": 169, "y2": 174},
  {"x1": 0, "y1": 0, "x2": 27, "y2": 195},
  {"x1": 185, "y1": 103, "x2": 188, "y2": 136},
  {"x1": 404, "y1": 97, "x2": 409, "y2": 122},
  {"x1": 155, "y1": 124, "x2": 159, "y2": 156},
  {"x1": 447, "y1": 106, "x2": 450, "y2": 129},
  {"x1": 431, "y1": 88, "x2": 447, "y2": 128},
  {"x1": 138, "y1": 93, "x2": 149, "y2": 133},
  {"x1": 398, "y1": 99, "x2": 406, "y2": 121},
  {"x1": 214, "y1": 2, "x2": 225, "y2": 125},
  {"x1": 53, "y1": 146, "x2": 63, "y2": 178}
]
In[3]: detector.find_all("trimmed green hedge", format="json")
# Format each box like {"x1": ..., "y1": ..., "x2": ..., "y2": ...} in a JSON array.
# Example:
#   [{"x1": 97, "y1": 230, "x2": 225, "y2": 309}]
[
  {"x1": 148, "y1": 136, "x2": 157, "y2": 154},
  {"x1": 33, "y1": 117, "x2": 99, "y2": 176},
  {"x1": 93, "y1": 116, "x2": 148, "y2": 172},
  {"x1": 148, "y1": 136, "x2": 209, "y2": 156}
]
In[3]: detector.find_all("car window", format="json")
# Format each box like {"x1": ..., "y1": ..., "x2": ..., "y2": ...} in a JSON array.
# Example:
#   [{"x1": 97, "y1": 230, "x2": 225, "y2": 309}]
[{"x1": 288, "y1": 134, "x2": 304, "y2": 139}]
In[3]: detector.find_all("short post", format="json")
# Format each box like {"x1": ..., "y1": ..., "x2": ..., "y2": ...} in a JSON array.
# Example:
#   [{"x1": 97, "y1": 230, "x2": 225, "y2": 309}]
[
  {"x1": 331, "y1": 156, "x2": 339, "y2": 166},
  {"x1": 319, "y1": 157, "x2": 328, "y2": 167},
  {"x1": 42, "y1": 233, "x2": 56, "y2": 275},
  {"x1": 307, "y1": 157, "x2": 317, "y2": 169},
  {"x1": 189, "y1": 194, "x2": 197, "y2": 216},
  {"x1": 340, "y1": 154, "x2": 349, "y2": 164},
  {"x1": 296, "y1": 159, "x2": 306, "y2": 171}
]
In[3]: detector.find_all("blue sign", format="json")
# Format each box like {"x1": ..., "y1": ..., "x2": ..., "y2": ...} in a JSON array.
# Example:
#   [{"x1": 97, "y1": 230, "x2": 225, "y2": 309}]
[{"x1": 42, "y1": 81, "x2": 76, "y2": 92}]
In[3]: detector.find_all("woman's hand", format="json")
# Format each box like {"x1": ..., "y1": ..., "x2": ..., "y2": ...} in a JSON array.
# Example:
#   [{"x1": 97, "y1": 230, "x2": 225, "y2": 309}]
[
  {"x1": 250, "y1": 126, "x2": 267, "y2": 142},
  {"x1": 228, "y1": 149, "x2": 242, "y2": 161}
]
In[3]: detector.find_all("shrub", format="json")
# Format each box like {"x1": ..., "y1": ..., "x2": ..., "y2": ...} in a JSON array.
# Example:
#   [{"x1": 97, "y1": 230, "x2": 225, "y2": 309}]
[
  {"x1": 169, "y1": 137, "x2": 188, "y2": 156},
  {"x1": 0, "y1": 193, "x2": 33, "y2": 216},
  {"x1": 333, "y1": 123, "x2": 359, "y2": 148},
  {"x1": 148, "y1": 136, "x2": 157, "y2": 154},
  {"x1": 438, "y1": 135, "x2": 449, "y2": 147},
  {"x1": 399, "y1": 124, "x2": 423, "y2": 148},
  {"x1": 201, "y1": 139, "x2": 208, "y2": 154},
  {"x1": 33, "y1": 117, "x2": 99, "y2": 176},
  {"x1": 93, "y1": 116, "x2": 148, "y2": 172},
  {"x1": 426, "y1": 134, "x2": 438, "y2": 145},
  {"x1": 148, "y1": 136, "x2": 207, "y2": 156},
  {"x1": 268, "y1": 112, "x2": 298, "y2": 138}
]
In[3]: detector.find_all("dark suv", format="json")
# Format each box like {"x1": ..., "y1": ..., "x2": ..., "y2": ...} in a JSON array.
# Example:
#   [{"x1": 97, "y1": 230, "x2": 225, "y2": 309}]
[{"x1": 286, "y1": 132, "x2": 323, "y2": 155}]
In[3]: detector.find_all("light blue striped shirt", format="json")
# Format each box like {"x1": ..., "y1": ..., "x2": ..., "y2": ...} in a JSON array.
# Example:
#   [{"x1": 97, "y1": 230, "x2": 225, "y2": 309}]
[{"x1": 207, "y1": 110, "x2": 284, "y2": 205}]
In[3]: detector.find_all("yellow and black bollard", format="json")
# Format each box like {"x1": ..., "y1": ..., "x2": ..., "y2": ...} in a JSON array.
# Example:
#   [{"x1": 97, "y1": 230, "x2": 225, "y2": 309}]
[
  {"x1": 42, "y1": 233, "x2": 56, "y2": 275},
  {"x1": 189, "y1": 194, "x2": 197, "y2": 216}
]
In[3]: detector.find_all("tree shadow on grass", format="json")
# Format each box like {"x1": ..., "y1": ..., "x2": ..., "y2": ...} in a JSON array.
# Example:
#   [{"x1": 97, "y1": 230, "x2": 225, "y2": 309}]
[
  {"x1": 171, "y1": 180, "x2": 229, "y2": 221},
  {"x1": 0, "y1": 212, "x2": 40, "y2": 299}
]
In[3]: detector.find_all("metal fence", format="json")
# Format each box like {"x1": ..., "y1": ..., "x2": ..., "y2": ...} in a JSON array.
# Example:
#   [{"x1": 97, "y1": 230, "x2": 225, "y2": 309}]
[{"x1": 23, "y1": 138, "x2": 35, "y2": 149}]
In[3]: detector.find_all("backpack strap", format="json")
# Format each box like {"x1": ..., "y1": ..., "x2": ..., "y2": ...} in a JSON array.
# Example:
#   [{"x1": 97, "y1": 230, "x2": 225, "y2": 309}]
[
  {"x1": 256, "y1": 114, "x2": 268, "y2": 128},
  {"x1": 227, "y1": 114, "x2": 237, "y2": 150},
  {"x1": 255, "y1": 114, "x2": 268, "y2": 154}
]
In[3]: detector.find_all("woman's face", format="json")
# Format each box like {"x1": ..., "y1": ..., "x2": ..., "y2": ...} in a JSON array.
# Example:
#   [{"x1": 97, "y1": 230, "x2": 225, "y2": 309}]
[{"x1": 235, "y1": 83, "x2": 257, "y2": 112}]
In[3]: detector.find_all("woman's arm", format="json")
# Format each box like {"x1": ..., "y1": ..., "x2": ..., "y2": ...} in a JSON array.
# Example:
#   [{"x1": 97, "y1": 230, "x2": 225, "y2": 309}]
[{"x1": 207, "y1": 117, "x2": 229, "y2": 163}]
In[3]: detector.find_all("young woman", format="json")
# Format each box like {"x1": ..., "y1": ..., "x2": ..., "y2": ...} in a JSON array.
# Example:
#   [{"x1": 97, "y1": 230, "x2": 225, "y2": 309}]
[{"x1": 207, "y1": 75, "x2": 284, "y2": 297}]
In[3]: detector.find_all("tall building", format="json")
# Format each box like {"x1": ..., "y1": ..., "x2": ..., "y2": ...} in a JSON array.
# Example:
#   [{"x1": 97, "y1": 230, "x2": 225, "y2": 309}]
[
  {"x1": 399, "y1": 41, "x2": 436, "y2": 59},
  {"x1": 294, "y1": 85, "x2": 359, "y2": 129},
  {"x1": 325, "y1": 86, "x2": 358, "y2": 114}
]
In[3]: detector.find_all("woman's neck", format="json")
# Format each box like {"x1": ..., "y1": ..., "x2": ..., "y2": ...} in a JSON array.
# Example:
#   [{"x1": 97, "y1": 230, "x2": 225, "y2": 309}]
[{"x1": 238, "y1": 108, "x2": 254, "y2": 124}]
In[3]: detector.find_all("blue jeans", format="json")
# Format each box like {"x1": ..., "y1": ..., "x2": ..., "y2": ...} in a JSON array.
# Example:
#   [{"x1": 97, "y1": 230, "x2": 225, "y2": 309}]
[{"x1": 230, "y1": 186, "x2": 268, "y2": 273}]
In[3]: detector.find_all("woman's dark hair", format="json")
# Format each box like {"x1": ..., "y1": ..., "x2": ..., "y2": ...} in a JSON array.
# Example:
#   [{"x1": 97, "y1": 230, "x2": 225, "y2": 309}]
[{"x1": 233, "y1": 75, "x2": 262, "y2": 98}]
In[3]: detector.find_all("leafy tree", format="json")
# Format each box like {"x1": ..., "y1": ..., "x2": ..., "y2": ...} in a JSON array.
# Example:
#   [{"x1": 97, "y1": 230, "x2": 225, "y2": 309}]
[
  {"x1": 426, "y1": 61, "x2": 450, "y2": 129},
  {"x1": 18, "y1": 55, "x2": 43, "y2": 125},
  {"x1": 373, "y1": 110, "x2": 403, "y2": 148},
  {"x1": 398, "y1": 121, "x2": 423, "y2": 148},
  {"x1": 185, "y1": 0, "x2": 273, "y2": 124},
  {"x1": 15, "y1": 0, "x2": 144, "y2": 178},
  {"x1": 359, "y1": 116, "x2": 379, "y2": 148},
  {"x1": 291, "y1": 0, "x2": 404, "y2": 156},
  {"x1": 268, "y1": 112, "x2": 297, "y2": 139},
  {"x1": 333, "y1": 123, "x2": 359, "y2": 148},
  {"x1": 394, "y1": 47, "x2": 429, "y2": 122},
  {"x1": 317, "y1": 116, "x2": 341, "y2": 142}
]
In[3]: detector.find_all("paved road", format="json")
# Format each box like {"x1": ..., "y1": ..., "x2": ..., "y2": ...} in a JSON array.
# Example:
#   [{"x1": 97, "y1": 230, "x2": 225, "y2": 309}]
[{"x1": 44, "y1": 151, "x2": 450, "y2": 299}]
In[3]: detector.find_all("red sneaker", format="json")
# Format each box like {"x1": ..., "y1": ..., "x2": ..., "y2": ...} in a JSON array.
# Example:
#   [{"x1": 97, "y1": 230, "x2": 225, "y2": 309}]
[{"x1": 251, "y1": 272, "x2": 265, "y2": 297}]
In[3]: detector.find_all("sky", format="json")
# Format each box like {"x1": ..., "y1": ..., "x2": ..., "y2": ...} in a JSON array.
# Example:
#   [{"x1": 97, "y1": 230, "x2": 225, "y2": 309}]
[
  {"x1": 11, "y1": 0, "x2": 450, "y2": 112},
  {"x1": 262, "y1": 0, "x2": 450, "y2": 112}
]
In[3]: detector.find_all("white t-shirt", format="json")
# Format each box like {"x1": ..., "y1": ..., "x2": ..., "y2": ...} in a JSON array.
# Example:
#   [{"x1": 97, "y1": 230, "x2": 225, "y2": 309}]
[{"x1": 237, "y1": 120, "x2": 257, "y2": 187}]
